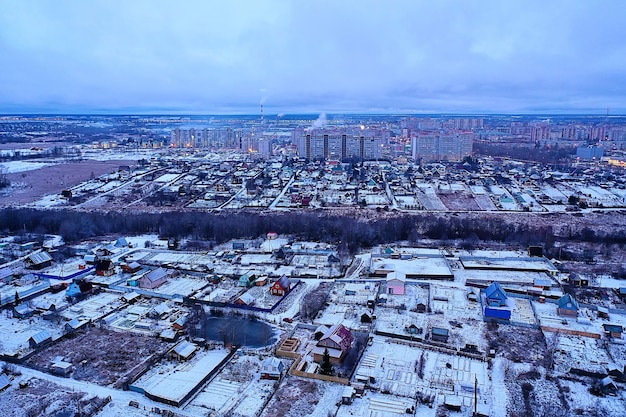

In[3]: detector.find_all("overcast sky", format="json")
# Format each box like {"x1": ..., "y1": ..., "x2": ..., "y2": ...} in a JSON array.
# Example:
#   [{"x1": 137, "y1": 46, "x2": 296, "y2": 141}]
[{"x1": 1, "y1": 0, "x2": 625, "y2": 114}]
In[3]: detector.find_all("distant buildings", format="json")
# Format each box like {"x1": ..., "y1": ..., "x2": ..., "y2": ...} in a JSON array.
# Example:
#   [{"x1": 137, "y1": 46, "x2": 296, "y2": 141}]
[
  {"x1": 293, "y1": 127, "x2": 389, "y2": 161},
  {"x1": 411, "y1": 131, "x2": 473, "y2": 162}
]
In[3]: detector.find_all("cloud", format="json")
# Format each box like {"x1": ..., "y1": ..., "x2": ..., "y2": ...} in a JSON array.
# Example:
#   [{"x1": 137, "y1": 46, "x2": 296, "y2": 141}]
[{"x1": 0, "y1": 0, "x2": 625, "y2": 113}]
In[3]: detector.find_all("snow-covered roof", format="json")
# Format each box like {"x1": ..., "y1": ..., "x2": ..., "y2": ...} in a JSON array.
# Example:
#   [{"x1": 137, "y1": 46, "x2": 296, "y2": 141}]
[
  {"x1": 0, "y1": 374, "x2": 10, "y2": 391},
  {"x1": 27, "y1": 250, "x2": 53, "y2": 265},
  {"x1": 173, "y1": 341, "x2": 197, "y2": 359},
  {"x1": 30, "y1": 330, "x2": 52, "y2": 345}
]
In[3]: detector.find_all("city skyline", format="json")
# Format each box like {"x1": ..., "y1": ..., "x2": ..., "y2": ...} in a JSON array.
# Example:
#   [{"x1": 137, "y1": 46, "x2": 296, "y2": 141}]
[{"x1": 1, "y1": 1, "x2": 625, "y2": 115}]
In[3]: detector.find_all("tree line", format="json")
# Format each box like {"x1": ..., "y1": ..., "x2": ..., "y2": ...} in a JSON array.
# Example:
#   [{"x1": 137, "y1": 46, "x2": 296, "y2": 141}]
[{"x1": 1, "y1": 208, "x2": 624, "y2": 253}]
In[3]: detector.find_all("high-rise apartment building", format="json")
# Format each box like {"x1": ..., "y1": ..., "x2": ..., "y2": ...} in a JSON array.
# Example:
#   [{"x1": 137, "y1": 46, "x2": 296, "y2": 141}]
[
  {"x1": 293, "y1": 128, "x2": 387, "y2": 160},
  {"x1": 411, "y1": 131, "x2": 473, "y2": 162}
]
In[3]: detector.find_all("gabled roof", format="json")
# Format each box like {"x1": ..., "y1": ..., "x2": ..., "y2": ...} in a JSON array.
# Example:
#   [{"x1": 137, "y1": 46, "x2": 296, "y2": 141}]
[
  {"x1": 143, "y1": 267, "x2": 168, "y2": 282},
  {"x1": 27, "y1": 251, "x2": 53, "y2": 265},
  {"x1": 30, "y1": 330, "x2": 52, "y2": 345},
  {"x1": 485, "y1": 282, "x2": 507, "y2": 299},
  {"x1": 262, "y1": 357, "x2": 283, "y2": 370},
  {"x1": 114, "y1": 237, "x2": 129, "y2": 247},
  {"x1": 557, "y1": 293, "x2": 579, "y2": 310},
  {"x1": 173, "y1": 341, "x2": 197, "y2": 359},
  {"x1": 274, "y1": 275, "x2": 290, "y2": 290},
  {"x1": 238, "y1": 292, "x2": 255, "y2": 305}
]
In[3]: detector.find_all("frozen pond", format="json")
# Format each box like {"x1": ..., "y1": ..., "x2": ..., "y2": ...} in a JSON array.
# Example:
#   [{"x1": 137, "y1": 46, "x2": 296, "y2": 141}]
[{"x1": 203, "y1": 316, "x2": 277, "y2": 348}]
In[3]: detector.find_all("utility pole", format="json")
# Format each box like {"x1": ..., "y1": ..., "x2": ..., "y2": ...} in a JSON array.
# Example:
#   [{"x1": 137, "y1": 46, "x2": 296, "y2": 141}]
[{"x1": 474, "y1": 373, "x2": 478, "y2": 416}]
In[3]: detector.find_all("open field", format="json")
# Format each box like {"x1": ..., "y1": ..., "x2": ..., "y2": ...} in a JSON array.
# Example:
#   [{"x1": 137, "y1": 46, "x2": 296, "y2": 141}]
[{"x1": 0, "y1": 159, "x2": 134, "y2": 206}]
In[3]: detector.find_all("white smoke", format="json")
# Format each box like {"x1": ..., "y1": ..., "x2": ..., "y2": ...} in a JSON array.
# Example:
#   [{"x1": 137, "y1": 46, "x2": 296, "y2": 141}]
[{"x1": 306, "y1": 112, "x2": 327, "y2": 131}]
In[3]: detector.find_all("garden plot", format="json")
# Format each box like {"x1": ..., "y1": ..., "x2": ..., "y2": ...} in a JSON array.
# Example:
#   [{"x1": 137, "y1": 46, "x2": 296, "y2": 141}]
[
  {"x1": 509, "y1": 297, "x2": 537, "y2": 325},
  {"x1": 551, "y1": 334, "x2": 612, "y2": 375},
  {"x1": 353, "y1": 337, "x2": 490, "y2": 413},
  {"x1": 337, "y1": 394, "x2": 415, "y2": 417},
  {"x1": 260, "y1": 376, "x2": 344, "y2": 417},
  {"x1": 490, "y1": 185, "x2": 519, "y2": 210},
  {"x1": 0, "y1": 375, "x2": 110, "y2": 417},
  {"x1": 328, "y1": 281, "x2": 379, "y2": 306},
  {"x1": 538, "y1": 184, "x2": 568, "y2": 203},
  {"x1": 533, "y1": 301, "x2": 603, "y2": 337},
  {"x1": 204, "y1": 285, "x2": 242, "y2": 303},
  {"x1": 438, "y1": 191, "x2": 482, "y2": 211},
  {"x1": 314, "y1": 303, "x2": 353, "y2": 327},
  {"x1": 374, "y1": 308, "x2": 428, "y2": 335},
  {"x1": 559, "y1": 377, "x2": 626, "y2": 416},
  {"x1": 395, "y1": 195, "x2": 421, "y2": 210},
  {"x1": 229, "y1": 379, "x2": 276, "y2": 417},
  {"x1": 430, "y1": 284, "x2": 480, "y2": 318},
  {"x1": 185, "y1": 377, "x2": 243, "y2": 415},
  {"x1": 154, "y1": 276, "x2": 208, "y2": 297},
  {"x1": 0, "y1": 313, "x2": 64, "y2": 356},
  {"x1": 61, "y1": 291, "x2": 124, "y2": 321},
  {"x1": 415, "y1": 183, "x2": 447, "y2": 210}
]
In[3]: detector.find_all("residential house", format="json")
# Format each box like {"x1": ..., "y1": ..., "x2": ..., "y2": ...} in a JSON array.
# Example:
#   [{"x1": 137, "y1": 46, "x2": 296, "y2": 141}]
[
  {"x1": 65, "y1": 280, "x2": 93, "y2": 298},
  {"x1": 114, "y1": 237, "x2": 129, "y2": 248},
  {"x1": 386, "y1": 273, "x2": 406, "y2": 295},
  {"x1": 485, "y1": 282, "x2": 508, "y2": 307},
  {"x1": 260, "y1": 357, "x2": 284, "y2": 380},
  {"x1": 29, "y1": 330, "x2": 52, "y2": 348},
  {"x1": 95, "y1": 259, "x2": 116, "y2": 276},
  {"x1": 312, "y1": 323, "x2": 354, "y2": 364},
  {"x1": 557, "y1": 294, "x2": 580, "y2": 317},
  {"x1": 25, "y1": 251, "x2": 53, "y2": 269},
  {"x1": 238, "y1": 273, "x2": 252, "y2": 288},
  {"x1": 139, "y1": 267, "x2": 169, "y2": 289},
  {"x1": 271, "y1": 275, "x2": 291, "y2": 296}
]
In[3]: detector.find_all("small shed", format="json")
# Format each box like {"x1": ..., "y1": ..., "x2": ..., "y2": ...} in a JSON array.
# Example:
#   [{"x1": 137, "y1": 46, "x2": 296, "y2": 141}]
[
  {"x1": 260, "y1": 357, "x2": 284, "y2": 380},
  {"x1": 597, "y1": 306, "x2": 610, "y2": 319},
  {"x1": 485, "y1": 306, "x2": 511, "y2": 321},
  {"x1": 172, "y1": 315, "x2": 188, "y2": 331},
  {"x1": 172, "y1": 340, "x2": 197, "y2": 361},
  {"x1": 235, "y1": 292, "x2": 256, "y2": 306},
  {"x1": 160, "y1": 328, "x2": 178, "y2": 341},
  {"x1": 431, "y1": 327, "x2": 449, "y2": 343},
  {"x1": 121, "y1": 262, "x2": 142, "y2": 274},
  {"x1": 557, "y1": 294, "x2": 579, "y2": 317},
  {"x1": 485, "y1": 282, "x2": 508, "y2": 307},
  {"x1": 271, "y1": 275, "x2": 291, "y2": 296},
  {"x1": 65, "y1": 318, "x2": 89, "y2": 332},
  {"x1": 13, "y1": 304, "x2": 34, "y2": 319},
  {"x1": 341, "y1": 386, "x2": 356, "y2": 404},
  {"x1": 603, "y1": 324, "x2": 623, "y2": 339},
  {"x1": 51, "y1": 361, "x2": 74, "y2": 376},
  {"x1": 0, "y1": 374, "x2": 10, "y2": 392},
  {"x1": 29, "y1": 330, "x2": 52, "y2": 348}
]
